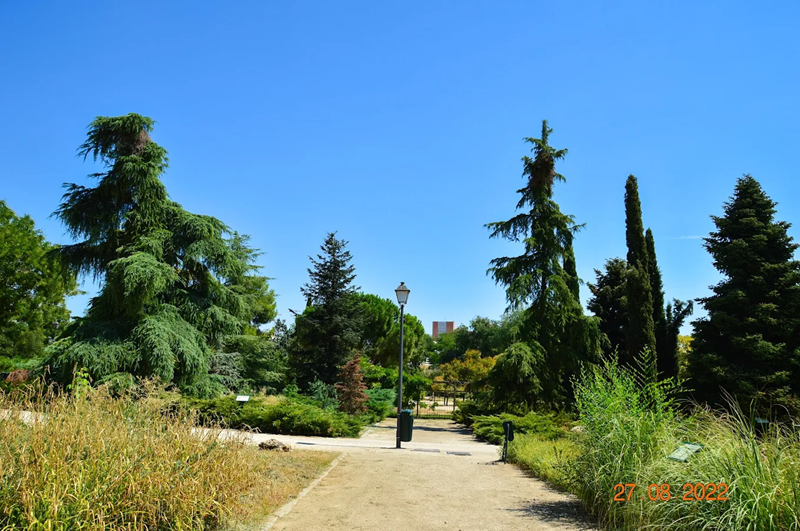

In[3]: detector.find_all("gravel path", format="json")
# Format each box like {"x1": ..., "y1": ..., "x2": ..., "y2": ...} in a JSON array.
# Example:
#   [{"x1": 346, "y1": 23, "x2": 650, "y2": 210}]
[{"x1": 263, "y1": 418, "x2": 597, "y2": 531}]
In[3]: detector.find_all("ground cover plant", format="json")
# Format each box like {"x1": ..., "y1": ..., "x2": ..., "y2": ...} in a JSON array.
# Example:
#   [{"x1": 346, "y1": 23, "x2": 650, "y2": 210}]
[
  {"x1": 184, "y1": 386, "x2": 394, "y2": 438},
  {"x1": 470, "y1": 410, "x2": 575, "y2": 445},
  {"x1": 0, "y1": 383, "x2": 335, "y2": 530}
]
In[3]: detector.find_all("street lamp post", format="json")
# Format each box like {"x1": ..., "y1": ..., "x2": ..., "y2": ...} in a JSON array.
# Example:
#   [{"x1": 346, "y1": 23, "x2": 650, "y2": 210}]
[{"x1": 394, "y1": 282, "x2": 410, "y2": 449}]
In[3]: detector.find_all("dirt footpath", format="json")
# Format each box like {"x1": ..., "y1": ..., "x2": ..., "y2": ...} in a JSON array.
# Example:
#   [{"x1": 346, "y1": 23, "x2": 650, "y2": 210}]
[{"x1": 268, "y1": 419, "x2": 597, "y2": 531}]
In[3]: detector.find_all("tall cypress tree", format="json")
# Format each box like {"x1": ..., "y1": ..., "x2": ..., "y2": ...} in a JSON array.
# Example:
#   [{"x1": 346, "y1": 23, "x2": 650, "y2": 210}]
[
  {"x1": 290, "y1": 232, "x2": 362, "y2": 387},
  {"x1": 645, "y1": 228, "x2": 671, "y2": 376},
  {"x1": 486, "y1": 120, "x2": 600, "y2": 406},
  {"x1": 623, "y1": 175, "x2": 656, "y2": 363},
  {"x1": 690, "y1": 175, "x2": 800, "y2": 413}
]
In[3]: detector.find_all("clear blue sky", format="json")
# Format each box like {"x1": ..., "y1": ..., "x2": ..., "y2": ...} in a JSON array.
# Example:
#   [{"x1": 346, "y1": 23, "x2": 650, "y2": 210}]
[{"x1": 2, "y1": 1, "x2": 799, "y2": 335}]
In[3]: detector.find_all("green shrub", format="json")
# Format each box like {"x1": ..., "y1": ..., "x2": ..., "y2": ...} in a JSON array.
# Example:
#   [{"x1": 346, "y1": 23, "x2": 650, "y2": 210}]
[
  {"x1": 471, "y1": 411, "x2": 575, "y2": 445},
  {"x1": 365, "y1": 388, "x2": 396, "y2": 421},
  {"x1": 184, "y1": 394, "x2": 367, "y2": 437}
]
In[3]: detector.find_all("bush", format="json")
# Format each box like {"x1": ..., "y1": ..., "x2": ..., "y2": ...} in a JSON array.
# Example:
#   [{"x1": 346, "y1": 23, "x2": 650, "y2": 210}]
[
  {"x1": 185, "y1": 394, "x2": 367, "y2": 437},
  {"x1": 471, "y1": 410, "x2": 575, "y2": 445},
  {"x1": 365, "y1": 388, "x2": 396, "y2": 422},
  {"x1": 0, "y1": 383, "x2": 334, "y2": 530}
]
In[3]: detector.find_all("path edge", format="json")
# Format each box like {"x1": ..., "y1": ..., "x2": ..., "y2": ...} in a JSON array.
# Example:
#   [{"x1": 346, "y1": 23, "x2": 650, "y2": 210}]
[{"x1": 260, "y1": 451, "x2": 347, "y2": 530}]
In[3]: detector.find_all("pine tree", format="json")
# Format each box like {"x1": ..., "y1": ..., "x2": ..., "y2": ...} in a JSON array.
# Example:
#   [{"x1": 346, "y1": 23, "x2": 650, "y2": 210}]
[
  {"x1": 623, "y1": 175, "x2": 657, "y2": 361},
  {"x1": 486, "y1": 120, "x2": 601, "y2": 406},
  {"x1": 690, "y1": 175, "x2": 800, "y2": 413},
  {"x1": 47, "y1": 114, "x2": 266, "y2": 396},
  {"x1": 335, "y1": 352, "x2": 369, "y2": 414},
  {"x1": 290, "y1": 232, "x2": 362, "y2": 387}
]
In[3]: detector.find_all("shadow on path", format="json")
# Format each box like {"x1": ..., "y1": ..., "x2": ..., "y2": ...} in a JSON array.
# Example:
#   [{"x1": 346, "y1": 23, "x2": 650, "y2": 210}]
[{"x1": 508, "y1": 500, "x2": 597, "y2": 531}]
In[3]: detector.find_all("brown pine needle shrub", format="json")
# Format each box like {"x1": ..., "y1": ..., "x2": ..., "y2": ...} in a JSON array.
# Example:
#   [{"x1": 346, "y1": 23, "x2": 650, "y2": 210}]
[
  {"x1": 335, "y1": 353, "x2": 369, "y2": 414},
  {"x1": 0, "y1": 383, "x2": 334, "y2": 530}
]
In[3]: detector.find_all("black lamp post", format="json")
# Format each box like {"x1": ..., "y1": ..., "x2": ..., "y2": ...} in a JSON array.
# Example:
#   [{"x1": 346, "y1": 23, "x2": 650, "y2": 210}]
[{"x1": 394, "y1": 282, "x2": 410, "y2": 449}]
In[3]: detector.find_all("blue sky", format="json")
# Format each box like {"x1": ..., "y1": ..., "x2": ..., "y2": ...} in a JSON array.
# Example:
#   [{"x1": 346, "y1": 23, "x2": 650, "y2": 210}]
[{"x1": 2, "y1": 1, "x2": 799, "y2": 335}]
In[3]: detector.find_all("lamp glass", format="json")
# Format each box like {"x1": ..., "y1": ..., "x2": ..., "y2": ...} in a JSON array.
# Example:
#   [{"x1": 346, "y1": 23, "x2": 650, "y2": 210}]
[{"x1": 395, "y1": 282, "x2": 410, "y2": 305}]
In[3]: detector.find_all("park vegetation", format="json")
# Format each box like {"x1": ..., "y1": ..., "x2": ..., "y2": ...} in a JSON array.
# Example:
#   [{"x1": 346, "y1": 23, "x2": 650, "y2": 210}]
[{"x1": 2, "y1": 113, "x2": 800, "y2": 529}]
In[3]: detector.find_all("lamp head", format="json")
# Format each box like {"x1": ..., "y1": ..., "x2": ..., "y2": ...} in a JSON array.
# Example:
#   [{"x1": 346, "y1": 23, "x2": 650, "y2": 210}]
[{"x1": 395, "y1": 282, "x2": 410, "y2": 305}]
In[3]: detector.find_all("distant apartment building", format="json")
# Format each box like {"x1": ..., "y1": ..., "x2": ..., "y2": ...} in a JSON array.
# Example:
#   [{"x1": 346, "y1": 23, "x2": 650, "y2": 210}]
[{"x1": 432, "y1": 321, "x2": 455, "y2": 340}]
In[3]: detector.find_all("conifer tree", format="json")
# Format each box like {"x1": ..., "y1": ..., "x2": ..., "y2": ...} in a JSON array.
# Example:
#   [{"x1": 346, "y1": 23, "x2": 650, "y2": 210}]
[
  {"x1": 623, "y1": 175, "x2": 657, "y2": 362},
  {"x1": 290, "y1": 232, "x2": 362, "y2": 387},
  {"x1": 690, "y1": 175, "x2": 800, "y2": 413},
  {"x1": 588, "y1": 257, "x2": 628, "y2": 357},
  {"x1": 47, "y1": 114, "x2": 268, "y2": 396},
  {"x1": 486, "y1": 120, "x2": 600, "y2": 406},
  {"x1": 335, "y1": 352, "x2": 369, "y2": 414}
]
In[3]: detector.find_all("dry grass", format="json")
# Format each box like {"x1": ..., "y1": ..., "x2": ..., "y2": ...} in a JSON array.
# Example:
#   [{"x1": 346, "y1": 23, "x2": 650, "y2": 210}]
[{"x1": 0, "y1": 383, "x2": 336, "y2": 530}]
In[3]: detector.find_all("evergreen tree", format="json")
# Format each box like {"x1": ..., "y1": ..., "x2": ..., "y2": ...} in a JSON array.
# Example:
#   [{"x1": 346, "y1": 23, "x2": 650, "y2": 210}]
[
  {"x1": 486, "y1": 120, "x2": 600, "y2": 406},
  {"x1": 335, "y1": 352, "x2": 369, "y2": 414},
  {"x1": 47, "y1": 114, "x2": 266, "y2": 396},
  {"x1": 645, "y1": 228, "x2": 673, "y2": 377},
  {"x1": 623, "y1": 175, "x2": 657, "y2": 360},
  {"x1": 690, "y1": 175, "x2": 800, "y2": 413},
  {"x1": 588, "y1": 257, "x2": 628, "y2": 359},
  {"x1": 290, "y1": 232, "x2": 362, "y2": 387}
]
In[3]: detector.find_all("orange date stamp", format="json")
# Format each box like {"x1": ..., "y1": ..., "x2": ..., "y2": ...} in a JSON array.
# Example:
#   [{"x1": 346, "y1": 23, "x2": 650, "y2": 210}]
[{"x1": 613, "y1": 483, "x2": 729, "y2": 501}]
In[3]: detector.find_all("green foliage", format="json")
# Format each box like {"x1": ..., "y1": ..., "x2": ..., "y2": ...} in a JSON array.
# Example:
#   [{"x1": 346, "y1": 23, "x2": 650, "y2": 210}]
[
  {"x1": 572, "y1": 351, "x2": 681, "y2": 526},
  {"x1": 365, "y1": 388, "x2": 396, "y2": 419},
  {"x1": 218, "y1": 334, "x2": 285, "y2": 394},
  {"x1": 186, "y1": 395, "x2": 364, "y2": 437},
  {"x1": 588, "y1": 257, "x2": 629, "y2": 358},
  {"x1": 471, "y1": 410, "x2": 575, "y2": 445},
  {"x1": 290, "y1": 232, "x2": 362, "y2": 387},
  {"x1": 487, "y1": 342, "x2": 544, "y2": 411},
  {"x1": 506, "y1": 434, "x2": 581, "y2": 492},
  {"x1": 563, "y1": 345, "x2": 800, "y2": 531},
  {"x1": 0, "y1": 200, "x2": 78, "y2": 359},
  {"x1": 308, "y1": 379, "x2": 339, "y2": 410},
  {"x1": 690, "y1": 175, "x2": 800, "y2": 414},
  {"x1": 47, "y1": 114, "x2": 274, "y2": 395},
  {"x1": 374, "y1": 312, "x2": 427, "y2": 368},
  {"x1": 485, "y1": 121, "x2": 600, "y2": 406},
  {"x1": 623, "y1": 175, "x2": 657, "y2": 361}
]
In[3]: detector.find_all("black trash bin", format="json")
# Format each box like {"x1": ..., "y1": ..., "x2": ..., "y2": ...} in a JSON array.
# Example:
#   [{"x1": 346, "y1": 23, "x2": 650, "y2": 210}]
[{"x1": 400, "y1": 409, "x2": 414, "y2": 442}]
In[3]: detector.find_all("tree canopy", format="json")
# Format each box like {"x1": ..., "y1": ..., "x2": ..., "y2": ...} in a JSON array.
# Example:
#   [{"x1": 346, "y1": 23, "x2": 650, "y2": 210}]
[
  {"x1": 0, "y1": 201, "x2": 78, "y2": 361},
  {"x1": 47, "y1": 114, "x2": 273, "y2": 396},
  {"x1": 485, "y1": 120, "x2": 600, "y2": 406},
  {"x1": 690, "y1": 175, "x2": 800, "y2": 413},
  {"x1": 290, "y1": 232, "x2": 362, "y2": 387}
]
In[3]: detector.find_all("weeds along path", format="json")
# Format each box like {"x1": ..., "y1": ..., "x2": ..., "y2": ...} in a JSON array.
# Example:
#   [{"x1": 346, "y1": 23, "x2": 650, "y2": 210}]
[{"x1": 257, "y1": 418, "x2": 596, "y2": 531}]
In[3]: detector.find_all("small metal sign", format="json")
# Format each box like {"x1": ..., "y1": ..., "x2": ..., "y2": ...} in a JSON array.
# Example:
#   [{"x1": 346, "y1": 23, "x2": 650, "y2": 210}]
[
  {"x1": 235, "y1": 395, "x2": 250, "y2": 402},
  {"x1": 667, "y1": 442, "x2": 703, "y2": 462}
]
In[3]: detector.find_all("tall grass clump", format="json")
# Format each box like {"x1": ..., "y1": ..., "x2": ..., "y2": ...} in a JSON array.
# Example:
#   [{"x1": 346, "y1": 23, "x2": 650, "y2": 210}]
[
  {"x1": 572, "y1": 349, "x2": 682, "y2": 527},
  {"x1": 0, "y1": 382, "x2": 331, "y2": 530},
  {"x1": 571, "y1": 350, "x2": 800, "y2": 530},
  {"x1": 637, "y1": 400, "x2": 800, "y2": 531}
]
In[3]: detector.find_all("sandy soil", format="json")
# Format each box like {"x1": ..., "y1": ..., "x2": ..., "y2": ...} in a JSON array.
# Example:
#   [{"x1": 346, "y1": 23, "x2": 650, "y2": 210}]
[{"x1": 266, "y1": 419, "x2": 597, "y2": 531}]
